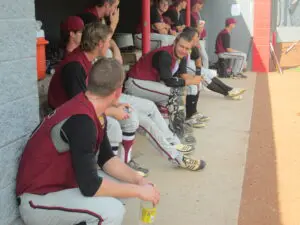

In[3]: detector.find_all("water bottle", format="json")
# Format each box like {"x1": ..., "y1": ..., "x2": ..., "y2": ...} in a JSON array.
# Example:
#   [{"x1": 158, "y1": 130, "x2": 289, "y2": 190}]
[{"x1": 139, "y1": 200, "x2": 157, "y2": 225}]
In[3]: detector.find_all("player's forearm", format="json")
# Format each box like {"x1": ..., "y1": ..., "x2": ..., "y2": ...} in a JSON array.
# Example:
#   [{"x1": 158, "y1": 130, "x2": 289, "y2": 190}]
[
  {"x1": 180, "y1": 73, "x2": 195, "y2": 80},
  {"x1": 105, "y1": 107, "x2": 116, "y2": 116},
  {"x1": 110, "y1": 40, "x2": 121, "y2": 55},
  {"x1": 110, "y1": 22, "x2": 118, "y2": 34},
  {"x1": 195, "y1": 58, "x2": 202, "y2": 68},
  {"x1": 94, "y1": 178, "x2": 141, "y2": 198},
  {"x1": 226, "y1": 48, "x2": 237, "y2": 53},
  {"x1": 103, "y1": 157, "x2": 142, "y2": 184}
]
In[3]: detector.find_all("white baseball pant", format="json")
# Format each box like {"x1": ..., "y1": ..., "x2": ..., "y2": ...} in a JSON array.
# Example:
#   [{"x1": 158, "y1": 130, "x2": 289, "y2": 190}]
[
  {"x1": 120, "y1": 94, "x2": 182, "y2": 160},
  {"x1": 18, "y1": 171, "x2": 126, "y2": 225}
]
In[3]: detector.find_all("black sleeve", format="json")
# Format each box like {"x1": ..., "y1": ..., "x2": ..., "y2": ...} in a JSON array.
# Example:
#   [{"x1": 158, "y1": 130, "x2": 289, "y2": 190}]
[
  {"x1": 178, "y1": 57, "x2": 187, "y2": 74},
  {"x1": 222, "y1": 33, "x2": 230, "y2": 49},
  {"x1": 152, "y1": 51, "x2": 185, "y2": 87},
  {"x1": 61, "y1": 114, "x2": 102, "y2": 197},
  {"x1": 97, "y1": 128, "x2": 115, "y2": 168},
  {"x1": 151, "y1": 6, "x2": 162, "y2": 24},
  {"x1": 190, "y1": 15, "x2": 197, "y2": 28},
  {"x1": 190, "y1": 47, "x2": 200, "y2": 60},
  {"x1": 179, "y1": 10, "x2": 186, "y2": 25},
  {"x1": 77, "y1": 12, "x2": 99, "y2": 25},
  {"x1": 61, "y1": 62, "x2": 87, "y2": 99}
]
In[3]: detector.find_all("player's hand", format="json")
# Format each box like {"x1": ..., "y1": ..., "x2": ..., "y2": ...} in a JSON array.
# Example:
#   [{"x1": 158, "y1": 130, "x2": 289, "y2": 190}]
[
  {"x1": 138, "y1": 184, "x2": 160, "y2": 205},
  {"x1": 110, "y1": 8, "x2": 120, "y2": 26},
  {"x1": 112, "y1": 106, "x2": 130, "y2": 120},
  {"x1": 169, "y1": 29, "x2": 177, "y2": 36},
  {"x1": 118, "y1": 102, "x2": 131, "y2": 109}
]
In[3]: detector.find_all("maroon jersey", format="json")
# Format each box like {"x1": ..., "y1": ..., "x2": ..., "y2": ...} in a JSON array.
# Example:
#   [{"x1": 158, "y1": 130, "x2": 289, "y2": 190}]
[
  {"x1": 215, "y1": 29, "x2": 229, "y2": 54},
  {"x1": 16, "y1": 93, "x2": 104, "y2": 196},
  {"x1": 127, "y1": 45, "x2": 177, "y2": 81},
  {"x1": 48, "y1": 49, "x2": 91, "y2": 109}
]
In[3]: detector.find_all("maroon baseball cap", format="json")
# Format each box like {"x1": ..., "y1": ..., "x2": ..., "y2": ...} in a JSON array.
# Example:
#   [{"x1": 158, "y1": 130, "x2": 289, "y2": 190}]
[
  {"x1": 191, "y1": 0, "x2": 204, "y2": 7},
  {"x1": 61, "y1": 16, "x2": 84, "y2": 32},
  {"x1": 225, "y1": 18, "x2": 237, "y2": 26}
]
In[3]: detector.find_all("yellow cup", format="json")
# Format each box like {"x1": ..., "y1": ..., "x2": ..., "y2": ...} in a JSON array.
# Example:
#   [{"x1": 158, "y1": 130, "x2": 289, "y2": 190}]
[{"x1": 140, "y1": 201, "x2": 157, "y2": 224}]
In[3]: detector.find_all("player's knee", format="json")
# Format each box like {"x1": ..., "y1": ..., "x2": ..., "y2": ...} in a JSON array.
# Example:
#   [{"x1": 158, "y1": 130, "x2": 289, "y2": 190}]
[
  {"x1": 120, "y1": 110, "x2": 139, "y2": 133},
  {"x1": 129, "y1": 110, "x2": 140, "y2": 131},
  {"x1": 107, "y1": 117, "x2": 123, "y2": 144},
  {"x1": 100, "y1": 199, "x2": 126, "y2": 225}
]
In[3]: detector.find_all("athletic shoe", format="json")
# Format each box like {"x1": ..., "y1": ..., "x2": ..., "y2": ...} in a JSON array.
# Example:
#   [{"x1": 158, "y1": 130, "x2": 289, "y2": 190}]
[
  {"x1": 127, "y1": 160, "x2": 149, "y2": 177},
  {"x1": 183, "y1": 123, "x2": 194, "y2": 134},
  {"x1": 178, "y1": 155, "x2": 206, "y2": 171},
  {"x1": 180, "y1": 133, "x2": 197, "y2": 145},
  {"x1": 231, "y1": 95, "x2": 243, "y2": 100},
  {"x1": 175, "y1": 144, "x2": 194, "y2": 155},
  {"x1": 191, "y1": 112, "x2": 210, "y2": 122},
  {"x1": 228, "y1": 88, "x2": 246, "y2": 97},
  {"x1": 185, "y1": 118, "x2": 206, "y2": 128},
  {"x1": 236, "y1": 73, "x2": 248, "y2": 79}
]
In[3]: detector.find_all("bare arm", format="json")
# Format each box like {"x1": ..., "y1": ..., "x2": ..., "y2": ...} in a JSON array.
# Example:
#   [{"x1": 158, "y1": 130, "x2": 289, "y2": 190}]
[
  {"x1": 110, "y1": 40, "x2": 123, "y2": 65},
  {"x1": 226, "y1": 48, "x2": 238, "y2": 53},
  {"x1": 103, "y1": 156, "x2": 142, "y2": 184},
  {"x1": 153, "y1": 23, "x2": 169, "y2": 34},
  {"x1": 94, "y1": 157, "x2": 160, "y2": 204},
  {"x1": 105, "y1": 106, "x2": 129, "y2": 120},
  {"x1": 109, "y1": 8, "x2": 119, "y2": 33}
]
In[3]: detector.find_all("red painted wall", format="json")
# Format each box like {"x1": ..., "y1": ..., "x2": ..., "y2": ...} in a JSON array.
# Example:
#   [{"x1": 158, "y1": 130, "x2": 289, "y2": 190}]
[{"x1": 252, "y1": 0, "x2": 272, "y2": 72}]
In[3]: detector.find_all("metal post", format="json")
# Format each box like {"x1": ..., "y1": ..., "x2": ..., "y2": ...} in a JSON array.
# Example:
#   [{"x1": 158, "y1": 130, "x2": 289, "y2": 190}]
[
  {"x1": 185, "y1": 0, "x2": 191, "y2": 26},
  {"x1": 142, "y1": 0, "x2": 151, "y2": 54}
]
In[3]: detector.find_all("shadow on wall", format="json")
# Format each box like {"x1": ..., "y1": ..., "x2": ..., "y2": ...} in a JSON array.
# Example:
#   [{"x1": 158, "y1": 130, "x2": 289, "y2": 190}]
[
  {"x1": 201, "y1": 0, "x2": 253, "y2": 69},
  {"x1": 35, "y1": 0, "x2": 142, "y2": 43},
  {"x1": 238, "y1": 74, "x2": 282, "y2": 225}
]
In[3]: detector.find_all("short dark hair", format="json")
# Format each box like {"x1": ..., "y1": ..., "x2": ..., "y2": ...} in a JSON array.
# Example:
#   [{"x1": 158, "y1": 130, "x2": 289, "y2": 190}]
[
  {"x1": 80, "y1": 22, "x2": 112, "y2": 52},
  {"x1": 87, "y1": 57, "x2": 125, "y2": 97},
  {"x1": 176, "y1": 26, "x2": 198, "y2": 43}
]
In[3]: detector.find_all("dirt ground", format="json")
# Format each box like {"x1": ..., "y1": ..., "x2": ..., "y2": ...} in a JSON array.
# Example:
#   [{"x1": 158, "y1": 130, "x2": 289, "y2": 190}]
[{"x1": 239, "y1": 71, "x2": 300, "y2": 225}]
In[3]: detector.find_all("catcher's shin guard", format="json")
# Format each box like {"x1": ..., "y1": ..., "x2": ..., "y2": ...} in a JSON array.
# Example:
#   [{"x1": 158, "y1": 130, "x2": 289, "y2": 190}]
[{"x1": 167, "y1": 87, "x2": 186, "y2": 138}]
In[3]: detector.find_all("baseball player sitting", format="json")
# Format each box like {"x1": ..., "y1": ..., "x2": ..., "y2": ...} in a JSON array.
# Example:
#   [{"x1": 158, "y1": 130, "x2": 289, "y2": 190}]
[
  {"x1": 183, "y1": 27, "x2": 246, "y2": 100},
  {"x1": 60, "y1": 16, "x2": 84, "y2": 58},
  {"x1": 49, "y1": 22, "x2": 148, "y2": 176},
  {"x1": 215, "y1": 18, "x2": 247, "y2": 78},
  {"x1": 125, "y1": 29, "x2": 209, "y2": 138},
  {"x1": 16, "y1": 58, "x2": 160, "y2": 225}
]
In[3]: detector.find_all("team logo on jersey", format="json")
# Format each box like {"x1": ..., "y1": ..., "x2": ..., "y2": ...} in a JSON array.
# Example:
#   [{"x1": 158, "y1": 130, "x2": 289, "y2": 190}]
[{"x1": 98, "y1": 115, "x2": 105, "y2": 129}]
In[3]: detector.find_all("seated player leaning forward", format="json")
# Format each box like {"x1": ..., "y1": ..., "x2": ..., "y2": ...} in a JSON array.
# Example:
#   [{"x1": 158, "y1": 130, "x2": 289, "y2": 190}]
[
  {"x1": 51, "y1": 22, "x2": 205, "y2": 172},
  {"x1": 16, "y1": 58, "x2": 160, "y2": 225},
  {"x1": 48, "y1": 23, "x2": 147, "y2": 176},
  {"x1": 134, "y1": 0, "x2": 177, "y2": 50},
  {"x1": 183, "y1": 27, "x2": 246, "y2": 100},
  {"x1": 125, "y1": 30, "x2": 210, "y2": 134},
  {"x1": 215, "y1": 18, "x2": 247, "y2": 78}
]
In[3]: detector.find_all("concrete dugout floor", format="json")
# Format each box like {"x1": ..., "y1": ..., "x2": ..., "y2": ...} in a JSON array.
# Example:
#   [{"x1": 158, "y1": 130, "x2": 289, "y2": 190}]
[{"x1": 123, "y1": 72, "x2": 257, "y2": 225}]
